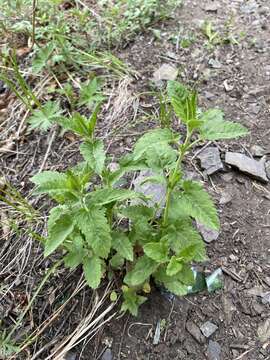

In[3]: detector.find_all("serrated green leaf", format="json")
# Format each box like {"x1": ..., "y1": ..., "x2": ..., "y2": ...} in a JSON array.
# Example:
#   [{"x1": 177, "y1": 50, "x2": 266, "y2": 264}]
[
  {"x1": 83, "y1": 255, "x2": 102, "y2": 289},
  {"x1": 32, "y1": 43, "x2": 54, "y2": 73},
  {"x1": 28, "y1": 101, "x2": 62, "y2": 131},
  {"x1": 199, "y1": 109, "x2": 249, "y2": 140},
  {"x1": 124, "y1": 255, "x2": 158, "y2": 286},
  {"x1": 120, "y1": 205, "x2": 155, "y2": 222},
  {"x1": 108, "y1": 154, "x2": 149, "y2": 185},
  {"x1": 78, "y1": 78, "x2": 105, "y2": 109},
  {"x1": 64, "y1": 233, "x2": 84, "y2": 269},
  {"x1": 31, "y1": 171, "x2": 78, "y2": 203},
  {"x1": 143, "y1": 241, "x2": 168, "y2": 263},
  {"x1": 120, "y1": 206, "x2": 156, "y2": 245},
  {"x1": 133, "y1": 128, "x2": 178, "y2": 161},
  {"x1": 119, "y1": 205, "x2": 156, "y2": 244},
  {"x1": 121, "y1": 287, "x2": 147, "y2": 316},
  {"x1": 144, "y1": 142, "x2": 178, "y2": 171},
  {"x1": 75, "y1": 208, "x2": 111, "y2": 258},
  {"x1": 47, "y1": 205, "x2": 68, "y2": 230},
  {"x1": 88, "y1": 188, "x2": 142, "y2": 206},
  {"x1": 179, "y1": 264, "x2": 195, "y2": 285},
  {"x1": 110, "y1": 253, "x2": 124, "y2": 269},
  {"x1": 112, "y1": 231, "x2": 133, "y2": 261},
  {"x1": 80, "y1": 140, "x2": 105, "y2": 175},
  {"x1": 167, "y1": 81, "x2": 197, "y2": 123},
  {"x1": 179, "y1": 180, "x2": 219, "y2": 230},
  {"x1": 165, "y1": 219, "x2": 206, "y2": 262},
  {"x1": 177, "y1": 243, "x2": 205, "y2": 262},
  {"x1": 166, "y1": 256, "x2": 183, "y2": 276},
  {"x1": 45, "y1": 213, "x2": 74, "y2": 257},
  {"x1": 58, "y1": 113, "x2": 91, "y2": 138},
  {"x1": 154, "y1": 267, "x2": 189, "y2": 296}
]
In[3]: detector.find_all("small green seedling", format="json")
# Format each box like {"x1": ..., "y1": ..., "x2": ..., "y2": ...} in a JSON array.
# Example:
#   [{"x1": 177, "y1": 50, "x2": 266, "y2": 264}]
[
  {"x1": 31, "y1": 81, "x2": 248, "y2": 316},
  {"x1": 202, "y1": 20, "x2": 220, "y2": 47}
]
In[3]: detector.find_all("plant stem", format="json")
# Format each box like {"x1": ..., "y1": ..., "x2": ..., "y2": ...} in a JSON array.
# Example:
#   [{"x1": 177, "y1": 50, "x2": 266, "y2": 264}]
[
  {"x1": 162, "y1": 129, "x2": 193, "y2": 226},
  {"x1": 31, "y1": 0, "x2": 37, "y2": 50}
]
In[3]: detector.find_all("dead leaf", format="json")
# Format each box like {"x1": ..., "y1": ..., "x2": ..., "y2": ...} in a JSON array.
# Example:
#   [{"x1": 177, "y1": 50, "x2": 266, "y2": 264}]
[
  {"x1": 16, "y1": 47, "x2": 31, "y2": 57},
  {"x1": 258, "y1": 319, "x2": 270, "y2": 343}
]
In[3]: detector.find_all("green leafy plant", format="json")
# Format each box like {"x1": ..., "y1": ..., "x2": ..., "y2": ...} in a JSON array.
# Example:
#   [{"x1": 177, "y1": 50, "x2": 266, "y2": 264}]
[
  {"x1": 31, "y1": 81, "x2": 248, "y2": 316},
  {"x1": 202, "y1": 20, "x2": 221, "y2": 47}
]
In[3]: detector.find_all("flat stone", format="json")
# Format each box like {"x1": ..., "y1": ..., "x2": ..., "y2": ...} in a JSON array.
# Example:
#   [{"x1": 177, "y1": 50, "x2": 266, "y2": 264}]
[
  {"x1": 208, "y1": 58, "x2": 222, "y2": 69},
  {"x1": 197, "y1": 146, "x2": 223, "y2": 175},
  {"x1": 266, "y1": 161, "x2": 270, "y2": 179},
  {"x1": 225, "y1": 152, "x2": 268, "y2": 183},
  {"x1": 200, "y1": 321, "x2": 218, "y2": 338},
  {"x1": 186, "y1": 321, "x2": 205, "y2": 344},
  {"x1": 207, "y1": 340, "x2": 221, "y2": 360},
  {"x1": 101, "y1": 349, "x2": 113, "y2": 360},
  {"x1": 219, "y1": 190, "x2": 232, "y2": 205},
  {"x1": 250, "y1": 145, "x2": 266, "y2": 157},
  {"x1": 153, "y1": 64, "x2": 178, "y2": 85},
  {"x1": 204, "y1": 2, "x2": 219, "y2": 12},
  {"x1": 240, "y1": 0, "x2": 258, "y2": 14},
  {"x1": 257, "y1": 319, "x2": 270, "y2": 343},
  {"x1": 223, "y1": 80, "x2": 234, "y2": 92},
  {"x1": 132, "y1": 170, "x2": 166, "y2": 215},
  {"x1": 197, "y1": 222, "x2": 219, "y2": 243},
  {"x1": 204, "y1": 91, "x2": 216, "y2": 100}
]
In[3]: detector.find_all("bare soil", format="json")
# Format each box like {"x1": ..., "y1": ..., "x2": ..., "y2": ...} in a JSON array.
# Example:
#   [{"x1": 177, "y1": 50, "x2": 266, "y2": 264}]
[{"x1": 1, "y1": 0, "x2": 270, "y2": 359}]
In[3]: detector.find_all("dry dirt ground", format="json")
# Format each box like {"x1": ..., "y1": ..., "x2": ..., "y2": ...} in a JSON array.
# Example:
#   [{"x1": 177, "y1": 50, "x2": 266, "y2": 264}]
[{"x1": 1, "y1": 0, "x2": 270, "y2": 359}]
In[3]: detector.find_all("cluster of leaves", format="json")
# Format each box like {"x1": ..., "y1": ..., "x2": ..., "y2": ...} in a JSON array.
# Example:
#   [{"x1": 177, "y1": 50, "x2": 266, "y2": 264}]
[
  {"x1": 96, "y1": 0, "x2": 182, "y2": 46},
  {"x1": 31, "y1": 81, "x2": 248, "y2": 315},
  {"x1": 27, "y1": 78, "x2": 103, "y2": 131},
  {"x1": 0, "y1": 0, "x2": 181, "y2": 76}
]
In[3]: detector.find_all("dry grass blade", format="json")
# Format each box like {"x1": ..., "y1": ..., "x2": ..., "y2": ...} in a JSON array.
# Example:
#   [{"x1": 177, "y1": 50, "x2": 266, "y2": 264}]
[
  {"x1": 47, "y1": 282, "x2": 117, "y2": 360},
  {"x1": 103, "y1": 76, "x2": 139, "y2": 140}
]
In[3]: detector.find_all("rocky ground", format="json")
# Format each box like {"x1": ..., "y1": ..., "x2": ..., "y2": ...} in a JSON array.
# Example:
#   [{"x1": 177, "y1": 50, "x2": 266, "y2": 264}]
[{"x1": 0, "y1": 0, "x2": 270, "y2": 359}]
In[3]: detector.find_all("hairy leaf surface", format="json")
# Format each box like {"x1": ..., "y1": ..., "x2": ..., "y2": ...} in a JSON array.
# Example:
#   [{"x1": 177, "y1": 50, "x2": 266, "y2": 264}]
[
  {"x1": 75, "y1": 208, "x2": 111, "y2": 258},
  {"x1": 83, "y1": 256, "x2": 103, "y2": 289},
  {"x1": 179, "y1": 180, "x2": 219, "y2": 230},
  {"x1": 199, "y1": 109, "x2": 248, "y2": 140},
  {"x1": 28, "y1": 101, "x2": 62, "y2": 131},
  {"x1": 112, "y1": 231, "x2": 133, "y2": 261},
  {"x1": 143, "y1": 241, "x2": 168, "y2": 263},
  {"x1": 45, "y1": 213, "x2": 74, "y2": 257},
  {"x1": 80, "y1": 140, "x2": 105, "y2": 175},
  {"x1": 124, "y1": 256, "x2": 158, "y2": 286}
]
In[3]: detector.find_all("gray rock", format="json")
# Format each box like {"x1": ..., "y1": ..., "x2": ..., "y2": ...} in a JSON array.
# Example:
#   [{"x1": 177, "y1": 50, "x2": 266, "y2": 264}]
[
  {"x1": 240, "y1": 0, "x2": 258, "y2": 14},
  {"x1": 132, "y1": 170, "x2": 166, "y2": 214},
  {"x1": 219, "y1": 190, "x2": 232, "y2": 205},
  {"x1": 207, "y1": 340, "x2": 221, "y2": 360},
  {"x1": 204, "y1": 91, "x2": 216, "y2": 100},
  {"x1": 208, "y1": 59, "x2": 222, "y2": 69},
  {"x1": 204, "y1": 2, "x2": 219, "y2": 12},
  {"x1": 223, "y1": 80, "x2": 234, "y2": 92},
  {"x1": 186, "y1": 321, "x2": 205, "y2": 344},
  {"x1": 197, "y1": 222, "x2": 219, "y2": 243},
  {"x1": 266, "y1": 161, "x2": 270, "y2": 179},
  {"x1": 259, "y1": 6, "x2": 270, "y2": 15},
  {"x1": 101, "y1": 349, "x2": 113, "y2": 360},
  {"x1": 250, "y1": 145, "x2": 266, "y2": 157},
  {"x1": 197, "y1": 146, "x2": 223, "y2": 175},
  {"x1": 153, "y1": 64, "x2": 178, "y2": 85},
  {"x1": 257, "y1": 319, "x2": 270, "y2": 343},
  {"x1": 225, "y1": 152, "x2": 268, "y2": 183},
  {"x1": 200, "y1": 321, "x2": 218, "y2": 338}
]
